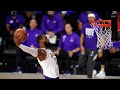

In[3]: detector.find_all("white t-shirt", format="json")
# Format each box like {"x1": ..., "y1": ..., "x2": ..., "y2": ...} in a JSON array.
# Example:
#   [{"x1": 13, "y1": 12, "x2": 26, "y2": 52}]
[
  {"x1": 19, "y1": 44, "x2": 59, "y2": 78},
  {"x1": 37, "y1": 48, "x2": 59, "y2": 78}
]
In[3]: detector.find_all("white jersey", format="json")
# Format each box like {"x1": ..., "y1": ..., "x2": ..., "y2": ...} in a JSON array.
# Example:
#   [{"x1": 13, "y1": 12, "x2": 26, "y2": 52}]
[
  {"x1": 37, "y1": 48, "x2": 59, "y2": 78},
  {"x1": 19, "y1": 44, "x2": 59, "y2": 78}
]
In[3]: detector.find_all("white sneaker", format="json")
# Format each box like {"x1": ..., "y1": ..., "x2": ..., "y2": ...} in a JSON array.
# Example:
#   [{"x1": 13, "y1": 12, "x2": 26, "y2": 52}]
[
  {"x1": 92, "y1": 70, "x2": 97, "y2": 78},
  {"x1": 96, "y1": 70, "x2": 106, "y2": 79},
  {"x1": 18, "y1": 71, "x2": 22, "y2": 74}
]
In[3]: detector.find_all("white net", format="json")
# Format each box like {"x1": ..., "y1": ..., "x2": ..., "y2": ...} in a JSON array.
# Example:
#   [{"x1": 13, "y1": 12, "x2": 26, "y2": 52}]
[{"x1": 93, "y1": 26, "x2": 113, "y2": 50}]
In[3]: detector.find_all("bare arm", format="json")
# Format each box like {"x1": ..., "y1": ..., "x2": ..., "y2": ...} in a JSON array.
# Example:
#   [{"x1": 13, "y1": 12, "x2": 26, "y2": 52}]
[
  {"x1": 54, "y1": 47, "x2": 61, "y2": 56},
  {"x1": 80, "y1": 34, "x2": 84, "y2": 48},
  {"x1": 80, "y1": 34, "x2": 85, "y2": 53},
  {"x1": 72, "y1": 48, "x2": 80, "y2": 53},
  {"x1": 56, "y1": 47, "x2": 61, "y2": 52},
  {"x1": 78, "y1": 22, "x2": 83, "y2": 30},
  {"x1": 6, "y1": 24, "x2": 11, "y2": 32}
]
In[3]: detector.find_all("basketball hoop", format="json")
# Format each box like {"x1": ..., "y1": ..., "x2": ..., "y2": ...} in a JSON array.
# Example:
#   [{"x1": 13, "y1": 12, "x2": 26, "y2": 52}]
[{"x1": 93, "y1": 20, "x2": 113, "y2": 49}]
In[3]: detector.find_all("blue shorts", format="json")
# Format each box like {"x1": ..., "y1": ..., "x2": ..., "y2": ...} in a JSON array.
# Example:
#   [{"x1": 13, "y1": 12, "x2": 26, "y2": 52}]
[{"x1": 44, "y1": 76, "x2": 59, "y2": 79}]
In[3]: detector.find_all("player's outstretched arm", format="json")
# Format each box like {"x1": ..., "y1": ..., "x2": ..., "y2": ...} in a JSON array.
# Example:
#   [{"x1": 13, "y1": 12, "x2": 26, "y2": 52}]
[
  {"x1": 14, "y1": 34, "x2": 38, "y2": 57},
  {"x1": 19, "y1": 44, "x2": 38, "y2": 57}
]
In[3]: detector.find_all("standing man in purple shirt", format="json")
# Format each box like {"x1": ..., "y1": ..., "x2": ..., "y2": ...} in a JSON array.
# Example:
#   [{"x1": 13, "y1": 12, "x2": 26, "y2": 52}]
[
  {"x1": 16, "y1": 19, "x2": 43, "y2": 73},
  {"x1": 54, "y1": 23, "x2": 80, "y2": 75},
  {"x1": 5, "y1": 11, "x2": 25, "y2": 49},
  {"x1": 41, "y1": 11, "x2": 64, "y2": 42},
  {"x1": 78, "y1": 13, "x2": 99, "y2": 79},
  {"x1": 78, "y1": 11, "x2": 99, "y2": 34},
  {"x1": 6, "y1": 11, "x2": 25, "y2": 35}
]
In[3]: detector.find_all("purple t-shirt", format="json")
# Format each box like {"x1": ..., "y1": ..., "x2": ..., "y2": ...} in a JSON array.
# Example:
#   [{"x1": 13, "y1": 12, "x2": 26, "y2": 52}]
[
  {"x1": 6, "y1": 14, "x2": 25, "y2": 30},
  {"x1": 22, "y1": 28, "x2": 43, "y2": 48},
  {"x1": 58, "y1": 32, "x2": 80, "y2": 52},
  {"x1": 81, "y1": 23, "x2": 97, "y2": 50},
  {"x1": 41, "y1": 13, "x2": 64, "y2": 34},
  {"x1": 56, "y1": 11, "x2": 76, "y2": 16},
  {"x1": 113, "y1": 41, "x2": 120, "y2": 51},
  {"x1": 78, "y1": 11, "x2": 99, "y2": 24}
]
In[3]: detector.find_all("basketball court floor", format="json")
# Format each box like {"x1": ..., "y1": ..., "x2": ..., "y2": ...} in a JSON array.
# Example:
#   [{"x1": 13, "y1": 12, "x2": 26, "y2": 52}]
[{"x1": 0, "y1": 73, "x2": 120, "y2": 79}]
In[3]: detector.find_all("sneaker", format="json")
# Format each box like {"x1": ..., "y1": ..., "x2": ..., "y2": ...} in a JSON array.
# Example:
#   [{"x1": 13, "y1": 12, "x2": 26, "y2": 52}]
[
  {"x1": 63, "y1": 71, "x2": 71, "y2": 76},
  {"x1": 18, "y1": 71, "x2": 22, "y2": 74},
  {"x1": 16, "y1": 67, "x2": 22, "y2": 74},
  {"x1": 36, "y1": 67, "x2": 41, "y2": 74},
  {"x1": 96, "y1": 70, "x2": 106, "y2": 79},
  {"x1": 92, "y1": 70, "x2": 97, "y2": 78},
  {"x1": 13, "y1": 69, "x2": 22, "y2": 74}
]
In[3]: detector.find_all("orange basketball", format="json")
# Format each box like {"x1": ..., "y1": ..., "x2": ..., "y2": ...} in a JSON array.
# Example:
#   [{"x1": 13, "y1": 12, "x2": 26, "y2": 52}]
[{"x1": 14, "y1": 29, "x2": 27, "y2": 42}]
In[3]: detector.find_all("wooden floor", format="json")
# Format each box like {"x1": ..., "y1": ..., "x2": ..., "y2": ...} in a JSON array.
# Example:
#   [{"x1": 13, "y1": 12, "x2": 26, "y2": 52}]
[{"x1": 0, "y1": 73, "x2": 120, "y2": 79}]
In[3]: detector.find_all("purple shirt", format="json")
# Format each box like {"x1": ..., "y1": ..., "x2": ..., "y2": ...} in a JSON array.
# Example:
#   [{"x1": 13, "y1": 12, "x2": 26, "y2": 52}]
[
  {"x1": 22, "y1": 28, "x2": 43, "y2": 48},
  {"x1": 78, "y1": 11, "x2": 99, "y2": 24},
  {"x1": 81, "y1": 23, "x2": 97, "y2": 50},
  {"x1": 56, "y1": 11, "x2": 76, "y2": 16},
  {"x1": 113, "y1": 41, "x2": 120, "y2": 51},
  {"x1": 41, "y1": 13, "x2": 64, "y2": 34},
  {"x1": 58, "y1": 32, "x2": 80, "y2": 52},
  {"x1": 6, "y1": 14, "x2": 25, "y2": 30}
]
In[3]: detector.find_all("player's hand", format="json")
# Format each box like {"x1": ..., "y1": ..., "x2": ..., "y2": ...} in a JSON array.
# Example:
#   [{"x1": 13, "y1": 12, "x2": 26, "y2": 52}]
[
  {"x1": 81, "y1": 46, "x2": 85, "y2": 54},
  {"x1": 109, "y1": 47, "x2": 118, "y2": 53},
  {"x1": 98, "y1": 52, "x2": 103, "y2": 58},
  {"x1": 54, "y1": 50, "x2": 60, "y2": 56},
  {"x1": 68, "y1": 51, "x2": 74, "y2": 58},
  {"x1": 47, "y1": 31, "x2": 55, "y2": 38},
  {"x1": 13, "y1": 33, "x2": 21, "y2": 47}
]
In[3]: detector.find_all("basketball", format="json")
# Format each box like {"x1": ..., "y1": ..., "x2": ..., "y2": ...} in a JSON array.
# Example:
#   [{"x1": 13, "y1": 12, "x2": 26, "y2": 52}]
[{"x1": 14, "y1": 28, "x2": 27, "y2": 42}]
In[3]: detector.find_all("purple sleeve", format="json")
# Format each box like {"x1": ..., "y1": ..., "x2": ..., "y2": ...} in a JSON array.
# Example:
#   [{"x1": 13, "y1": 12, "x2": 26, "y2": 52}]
[
  {"x1": 81, "y1": 24, "x2": 85, "y2": 35},
  {"x1": 75, "y1": 34, "x2": 80, "y2": 48},
  {"x1": 66, "y1": 11, "x2": 76, "y2": 16},
  {"x1": 41, "y1": 16, "x2": 48, "y2": 33},
  {"x1": 113, "y1": 42, "x2": 120, "y2": 50},
  {"x1": 19, "y1": 15, "x2": 25, "y2": 26},
  {"x1": 58, "y1": 35, "x2": 63, "y2": 49},
  {"x1": 5, "y1": 16, "x2": 10, "y2": 24},
  {"x1": 78, "y1": 13, "x2": 84, "y2": 23},
  {"x1": 54, "y1": 16, "x2": 64, "y2": 34}
]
